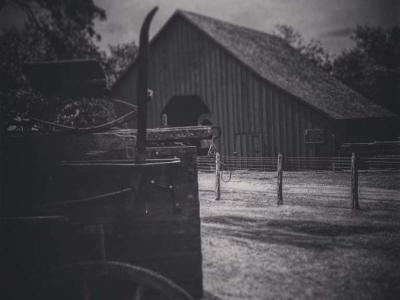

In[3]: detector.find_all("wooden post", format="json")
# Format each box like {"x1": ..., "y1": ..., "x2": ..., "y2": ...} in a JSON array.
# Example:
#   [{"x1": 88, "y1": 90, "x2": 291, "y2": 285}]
[
  {"x1": 351, "y1": 152, "x2": 359, "y2": 209},
  {"x1": 97, "y1": 224, "x2": 106, "y2": 260},
  {"x1": 161, "y1": 113, "x2": 168, "y2": 127},
  {"x1": 277, "y1": 153, "x2": 283, "y2": 205},
  {"x1": 81, "y1": 281, "x2": 91, "y2": 300},
  {"x1": 233, "y1": 152, "x2": 238, "y2": 171},
  {"x1": 215, "y1": 152, "x2": 221, "y2": 200},
  {"x1": 0, "y1": 113, "x2": 3, "y2": 216}
]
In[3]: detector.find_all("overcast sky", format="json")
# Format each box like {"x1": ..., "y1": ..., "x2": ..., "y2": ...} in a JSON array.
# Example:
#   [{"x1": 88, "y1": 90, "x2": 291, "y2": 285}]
[
  {"x1": 0, "y1": 0, "x2": 398, "y2": 56},
  {"x1": 93, "y1": 0, "x2": 399, "y2": 56}
]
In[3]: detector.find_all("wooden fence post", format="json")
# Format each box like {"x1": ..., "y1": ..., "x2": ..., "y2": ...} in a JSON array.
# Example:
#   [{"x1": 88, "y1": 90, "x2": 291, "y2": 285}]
[
  {"x1": 277, "y1": 153, "x2": 283, "y2": 205},
  {"x1": 161, "y1": 113, "x2": 168, "y2": 127},
  {"x1": 0, "y1": 115, "x2": 2, "y2": 215},
  {"x1": 0, "y1": 118, "x2": 2, "y2": 218},
  {"x1": 351, "y1": 152, "x2": 359, "y2": 209},
  {"x1": 215, "y1": 152, "x2": 221, "y2": 200}
]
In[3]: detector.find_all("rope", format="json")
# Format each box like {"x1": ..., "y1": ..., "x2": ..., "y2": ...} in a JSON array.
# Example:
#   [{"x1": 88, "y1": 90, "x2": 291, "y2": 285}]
[
  {"x1": 207, "y1": 126, "x2": 221, "y2": 157},
  {"x1": 207, "y1": 139, "x2": 217, "y2": 157},
  {"x1": 21, "y1": 98, "x2": 138, "y2": 133},
  {"x1": 220, "y1": 161, "x2": 233, "y2": 182}
]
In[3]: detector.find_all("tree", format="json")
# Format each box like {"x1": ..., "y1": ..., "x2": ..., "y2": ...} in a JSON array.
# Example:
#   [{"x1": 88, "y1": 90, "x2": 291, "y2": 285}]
[
  {"x1": 0, "y1": 0, "x2": 116, "y2": 131},
  {"x1": 1, "y1": 0, "x2": 106, "y2": 59},
  {"x1": 331, "y1": 25, "x2": 400, "y2": 114},
  {"x1": 273, "y1": 24, "x2": 332, "y2": 72},
  {"x1": 102, "y1": 41, "x2": 138, "y2": 86}
]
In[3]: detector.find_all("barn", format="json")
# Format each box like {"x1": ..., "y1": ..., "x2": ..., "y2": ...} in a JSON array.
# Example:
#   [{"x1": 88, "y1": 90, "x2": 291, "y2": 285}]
[{"x1": 112, "y1": 10, "x2": 398, "y2": 157}]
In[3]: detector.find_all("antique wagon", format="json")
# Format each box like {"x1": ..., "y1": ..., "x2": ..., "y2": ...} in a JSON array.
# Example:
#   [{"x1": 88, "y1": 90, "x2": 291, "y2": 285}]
[{"x1": 0, "y1": 7, "x2": 216, "y2": 300}]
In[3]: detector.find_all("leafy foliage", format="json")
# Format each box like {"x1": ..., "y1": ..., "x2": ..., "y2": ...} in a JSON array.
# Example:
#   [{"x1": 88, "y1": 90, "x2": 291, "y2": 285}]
[
  {"x1": 102, "y1": 41, "x2": 138, "y2": 86},
  {"x1": 273, "y1": 24, "x2": 332, "y2": 72},
  {"x1": 0, "y1": 0, "x2": 116, "y2": 131},
  {"x1": 274, "y1": 24, "x2": 400, "y2": 115},
  {"x1": 53, "y1": 96, "x2": 116, "y2": 127},
  {"x1": 1, "y1": 0, "x2": 106, "y2": 59},
  {"x1": 332, "y1": 25, "x2": 400, "y2": 114}
]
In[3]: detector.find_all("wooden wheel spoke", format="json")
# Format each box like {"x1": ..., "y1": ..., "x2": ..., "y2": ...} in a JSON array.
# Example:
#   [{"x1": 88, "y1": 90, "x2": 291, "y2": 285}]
[
  {"x1": 133, "y1": 284, "x2": 145, "y2": 300},
  {"x1": 81, "y1": 280, "x2": 91, "y2": 300},
  {"x1": 41, "y1": 261, "x2": 194, "y2": 300}
]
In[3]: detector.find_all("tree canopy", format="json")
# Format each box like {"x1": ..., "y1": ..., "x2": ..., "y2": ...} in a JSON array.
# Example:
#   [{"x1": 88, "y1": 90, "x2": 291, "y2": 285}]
[
  {"x1": 0, "y1": 0, "x2": 106, "y2": 87},
  {"x1": 102, "y1": 41, "x2": 138, "y2": 86},
  {"x1": 0, "y1": 0, "x2": 126, "y2": 131},
  {"x1": 274, "y1": 24, "x2": 400, "y2": 115},
  {"x1": 332, "y1": 25, "x2": 400, "y2": 114},
  {"x1": 273, "y1": 24, "x2": 332, "y2": 72}
]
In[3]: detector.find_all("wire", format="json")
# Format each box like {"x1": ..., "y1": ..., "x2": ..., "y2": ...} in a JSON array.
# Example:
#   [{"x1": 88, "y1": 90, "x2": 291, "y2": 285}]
[
  {"x1": 27, "y1": 98, "x2": 138, "y2": 133},
  {"x1": 207, "y1": 141, "x2": 216, "y2": 157},
  {"x1": 220, "y1": 161, "x2": 233, "y2": 182}
]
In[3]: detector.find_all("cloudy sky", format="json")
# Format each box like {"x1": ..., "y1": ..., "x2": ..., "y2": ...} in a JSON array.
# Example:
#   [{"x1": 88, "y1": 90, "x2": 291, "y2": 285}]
[
  {"x1": 93, "y1": 0, "x2": 399, "y2": 55},
  {"x1": 0, "y1": 0, "x2": 398, "y2": 56}
]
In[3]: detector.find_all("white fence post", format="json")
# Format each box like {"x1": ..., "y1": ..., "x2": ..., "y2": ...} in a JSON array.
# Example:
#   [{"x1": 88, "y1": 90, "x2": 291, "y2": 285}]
[
  {"x1": 277, "y1": 153, "x2": 283, "y2": 205},
  {"x1": 351, "y1": 152, "x2": 359, "y2": 209},
  {"x1": 215, "y1": 152, "x2": 221, "y2": 200}
]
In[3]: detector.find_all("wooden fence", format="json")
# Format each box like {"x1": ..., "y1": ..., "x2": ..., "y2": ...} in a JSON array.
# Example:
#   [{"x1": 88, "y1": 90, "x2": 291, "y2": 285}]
[
  {"x1": 197, "y1": 155, "x2": 400, "y2": 172},
  {"x1": 198, "y1": 153, "x2": 400, "y2": 208}
]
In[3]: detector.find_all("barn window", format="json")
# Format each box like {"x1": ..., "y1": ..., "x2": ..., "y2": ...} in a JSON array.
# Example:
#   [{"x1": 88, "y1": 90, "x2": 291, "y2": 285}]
[
  {"x1": 234, "y1": 132, "x2": 264, "y2": 157},
  {"x1": 304, "y1": 129, "x2": 325, "y2": 144},
  {"x1": 162, "y1": 95, "x2": 211, "y2": 127}
]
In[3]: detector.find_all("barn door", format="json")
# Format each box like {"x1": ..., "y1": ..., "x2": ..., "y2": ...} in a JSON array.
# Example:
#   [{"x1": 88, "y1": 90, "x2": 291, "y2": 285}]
[
  {"x1": 252, "y1": 134, "x2": 263, "y2": 157},
  {"x1": 162, "y1": 95, "x2": 210, "y2": 127},
  {"x1": 234, "y1": 133, "x2": 263, "y2": 157}
]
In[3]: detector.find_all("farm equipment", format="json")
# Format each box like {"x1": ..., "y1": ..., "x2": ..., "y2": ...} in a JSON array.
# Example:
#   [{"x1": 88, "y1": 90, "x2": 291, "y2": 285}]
[{"x1": 1, "y1": 7, "x2": 216, "y2": 300}]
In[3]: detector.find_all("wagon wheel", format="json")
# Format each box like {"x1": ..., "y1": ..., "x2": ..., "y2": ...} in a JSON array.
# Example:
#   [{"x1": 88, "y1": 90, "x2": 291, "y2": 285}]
[{"x1": 35, "y1": 261, "x2": 194, "y2": 300}]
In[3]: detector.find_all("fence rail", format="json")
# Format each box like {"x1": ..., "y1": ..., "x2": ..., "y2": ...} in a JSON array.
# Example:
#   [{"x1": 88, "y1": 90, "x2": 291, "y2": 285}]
[{"x1": 197, "y1": 155, "x2": 400, "y2": 172}]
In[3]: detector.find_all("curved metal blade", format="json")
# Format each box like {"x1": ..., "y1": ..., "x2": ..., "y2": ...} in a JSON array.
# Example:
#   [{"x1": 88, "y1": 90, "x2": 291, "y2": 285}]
[{"x1": 136, "y1": 6, "x2": 158, "y2": 162}]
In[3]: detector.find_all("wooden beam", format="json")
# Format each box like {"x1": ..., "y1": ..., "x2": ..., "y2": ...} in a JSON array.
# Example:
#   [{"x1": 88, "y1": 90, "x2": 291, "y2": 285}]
[{"x1": 110, "y1": 125, "x2": 215, "y2": 142}]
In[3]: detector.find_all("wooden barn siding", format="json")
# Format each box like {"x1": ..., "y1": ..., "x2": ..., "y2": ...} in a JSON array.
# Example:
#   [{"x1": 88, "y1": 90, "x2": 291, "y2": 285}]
[{"x1": 113, "y1": 17, "x2": 336, "y2": 157}]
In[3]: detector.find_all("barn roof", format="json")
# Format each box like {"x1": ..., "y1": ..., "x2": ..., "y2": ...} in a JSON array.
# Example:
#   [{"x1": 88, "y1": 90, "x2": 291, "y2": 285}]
[
  {"x1": 113, "y1": 10, "x2": 396, "y2": 120},
  {"x1": 176, "y1": 10, "x2": 395, "y2": 120}
]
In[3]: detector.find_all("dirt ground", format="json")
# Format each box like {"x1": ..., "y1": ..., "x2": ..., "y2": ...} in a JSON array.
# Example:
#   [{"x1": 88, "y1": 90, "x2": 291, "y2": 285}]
[{"x1": 198, "y1": 170, "x2": 400, "y2": 300}]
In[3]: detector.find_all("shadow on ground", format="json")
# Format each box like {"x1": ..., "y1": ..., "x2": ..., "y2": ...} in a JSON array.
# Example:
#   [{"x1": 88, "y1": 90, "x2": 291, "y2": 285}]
[{"x1": 203, "y1": 215, "x2": 400, "y2": 255}]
